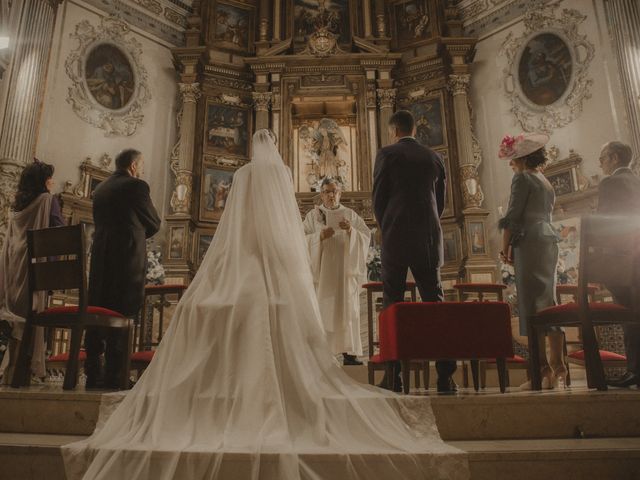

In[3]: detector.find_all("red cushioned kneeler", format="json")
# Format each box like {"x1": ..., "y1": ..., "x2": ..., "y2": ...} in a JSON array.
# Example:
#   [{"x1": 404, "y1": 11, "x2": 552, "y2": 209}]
[{"x1": 379, "y1": 302, "x2": 513, "y2": 361}]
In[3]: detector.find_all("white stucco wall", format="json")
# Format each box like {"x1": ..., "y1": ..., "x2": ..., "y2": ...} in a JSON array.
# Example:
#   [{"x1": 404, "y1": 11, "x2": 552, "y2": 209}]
[
  {"x1": 36, "y1": 0, "x2": 178, "y2": 236},
  {"x1": 470, "y1": 0, "x2": 630, "y2": 255}
]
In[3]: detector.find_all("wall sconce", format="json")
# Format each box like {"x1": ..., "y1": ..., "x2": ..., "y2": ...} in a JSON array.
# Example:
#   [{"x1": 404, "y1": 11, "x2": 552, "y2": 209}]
[{"x1": 0, "y1": 37, "x2": 9, "y2": 50}]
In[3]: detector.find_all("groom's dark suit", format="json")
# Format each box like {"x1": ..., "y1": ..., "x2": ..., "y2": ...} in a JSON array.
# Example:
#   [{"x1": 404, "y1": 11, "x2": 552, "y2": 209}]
[
  {"x1": 372, "y1": 137, "x2": 456, "y2": 381},
  {"x1": 85, "y1": 170, "x2": 161, "y2": 387},
  {"x1": 598, "y1": 167, "x2": 640, "y2": 376}
]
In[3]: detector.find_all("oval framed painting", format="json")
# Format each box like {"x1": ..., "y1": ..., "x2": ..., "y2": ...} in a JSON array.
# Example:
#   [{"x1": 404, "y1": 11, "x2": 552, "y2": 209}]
[
  {"x1": 84, "y1": 43, "x2": 135, "y2": 111},
  {"x1": 517, "y1": 32, "x2": 573, "y2": 108}
]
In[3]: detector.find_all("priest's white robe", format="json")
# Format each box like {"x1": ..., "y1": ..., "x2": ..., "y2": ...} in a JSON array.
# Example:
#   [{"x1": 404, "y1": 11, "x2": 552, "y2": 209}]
[{"x1": 303, "y1": 205, "x2": 370, "y2": 356}]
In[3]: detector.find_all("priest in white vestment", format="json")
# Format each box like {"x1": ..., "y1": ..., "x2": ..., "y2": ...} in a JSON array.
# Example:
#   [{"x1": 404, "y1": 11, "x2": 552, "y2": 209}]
[{"x1": 303, "y1": 178, "x2": 371, "y2": 365}]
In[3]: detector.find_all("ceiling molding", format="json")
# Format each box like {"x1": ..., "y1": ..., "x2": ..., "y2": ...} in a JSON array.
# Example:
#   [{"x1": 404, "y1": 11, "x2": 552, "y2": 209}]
[{"x1": 458, "y1": 0, "x2": 554, "y2": 37}]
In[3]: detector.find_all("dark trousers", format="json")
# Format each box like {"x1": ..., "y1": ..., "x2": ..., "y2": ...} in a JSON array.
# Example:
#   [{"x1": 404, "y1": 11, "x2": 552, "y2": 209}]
[
  {"x1": 609, "y1": 287, "x2": 640, "y2": 374},
  {"x1": 382, "y1": 252, "x2": 457, "y2": 381},
  {"x1": 84, "y1": 327, "x2": 127, "y2": 386}
]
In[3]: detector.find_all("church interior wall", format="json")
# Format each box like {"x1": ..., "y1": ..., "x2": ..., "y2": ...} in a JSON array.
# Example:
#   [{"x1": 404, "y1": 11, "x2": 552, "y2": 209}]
[
  {"x1": 469, "y1": 0, "x2": 631, "y2": 256},
  {"x1": 35, "y1": 0, "x2": 179, "y2": 243}
]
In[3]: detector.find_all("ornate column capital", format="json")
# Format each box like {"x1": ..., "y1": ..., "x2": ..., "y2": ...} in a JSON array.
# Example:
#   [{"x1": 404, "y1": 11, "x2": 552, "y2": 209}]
[
  {"x1": 179, "y1": 82, "x2": 201, "y2": 104},
  {"x1": 252, "y1": 91, "x2": 272, "y2": 112},
  {"x1": 376, "y1": 88, "x2": 396, "y2": 109},
  {"x1": 447, "y1": 74, "x2": 471, "y2": 96}
]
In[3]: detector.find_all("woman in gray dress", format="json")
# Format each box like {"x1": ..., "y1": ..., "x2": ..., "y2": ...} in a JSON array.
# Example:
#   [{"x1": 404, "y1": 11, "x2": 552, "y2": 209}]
[{"x1": 498, "y1": 133, "x2": 565, "y2": 389}]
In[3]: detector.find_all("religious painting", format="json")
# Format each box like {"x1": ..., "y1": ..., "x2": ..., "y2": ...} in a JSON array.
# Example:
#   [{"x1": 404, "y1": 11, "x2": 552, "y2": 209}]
[
  {"x1": 294, "y1": 118, "x2": 356, "y2": 193},
  {"x1": 518, "y1": 32, "x2": 573, "y2": 107},
  {"x1": 553, "y1": 216, "x2": 580, "y2": 287},
  {"x1": 168, "y1": 226, "x2": 186, "y2": 260},
  {"x1": 200, "y1": 166, "x2": 235, "y2": 222},
  {"x1": 408, "y1": 96, "x2": 446, "y2": 148},
  {"x1": 293, "y1": 0, "x2": 351, "y2": 45},
  {"x1": 211, "y1": 1, "x2": 253, "y2": 53},
  {"x1": 85, "y1": 44, "x2": 135, "y2": 110},
  {"x1": 393, "y1": 0, "x2": 432, "y2": 46},
  {"x1": 468, "y1": 221, "x2": 487, "y2": 255},
  {"x1": 197, "y1": 233, "x2": 214, "y2": 266},
  {"x1": 442, "y1": 227, "x2": 460, "y2": 263},
  {"x1": 548, "y1": 171, "x2": 574, "y2": 197},
  {"x1": 205, "y1": 102, "x2": 250, "y2": 158},
  {"x1": 435, "y1": 149, "x2": 454, "y2": 218}
]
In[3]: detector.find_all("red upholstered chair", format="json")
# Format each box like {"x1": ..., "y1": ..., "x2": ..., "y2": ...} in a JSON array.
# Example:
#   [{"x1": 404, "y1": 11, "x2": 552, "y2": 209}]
[
  {"x1": 131, "y1": 349, "x2": 155, "y2": 377},
  {"x1": 11, "y1": 225, "x2": 133, "y2": 390},
  {"x1": 46, "y1": 349, "x2": 87, "y2": 376},
  {"x1": 363, "y1": 282, "x2": 430, "y2": 388},
  {"x1": 137, "y1": 284, "x2": 187, "y2": 351},
  {"x1": 378, "y1": 302, "x2": 514, "y2": 393},
  {"x1": 528, "y1": 215, "x2": 640, "y2": 391}
]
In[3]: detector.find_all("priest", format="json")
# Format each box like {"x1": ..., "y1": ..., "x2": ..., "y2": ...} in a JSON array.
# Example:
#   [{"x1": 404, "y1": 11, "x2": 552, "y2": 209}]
[{"x1": 303, "y1": 178, "x2": 371, "y2": 365}]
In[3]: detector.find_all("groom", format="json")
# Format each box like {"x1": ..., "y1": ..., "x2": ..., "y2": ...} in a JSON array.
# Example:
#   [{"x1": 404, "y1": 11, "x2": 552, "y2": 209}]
[{"x1": 372, "y1": 110, "x2": 456, "y2": 393}]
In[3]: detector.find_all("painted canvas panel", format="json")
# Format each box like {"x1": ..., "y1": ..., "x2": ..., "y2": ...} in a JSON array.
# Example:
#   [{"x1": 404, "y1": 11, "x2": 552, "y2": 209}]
[
  {"x1": 469, "y1": 222, "x2": 487, "y2": 255},
  {"x1": 198, "y1": 234, "x2": 214, "y2": 266},
  {"x1": 409, "y1": 96, "x2": 445, "y2": 148},
  {"x1": 294, "y1": 0, "x2": 350, "y2": 45},
  {"x1": 205, "y1": 103, "x2": 250, "y2": 157},
  {"x1": 394, "y1": 0, "x2": 432, "y2": 46},
  {"x1": 85, "y1": 44, "x2": 134, "y2": 110},
  {"x1": 518, "y1": 32, "x2": 572, "y2": 107},
  {"x1": 201, "y1": 167, "x2": 234, "y2": 221},
  {"x1": 442, "y1": 228, "x2": 459, "y2": 263},
  {"x1": 212, "y1": 1, "x2": 252, "y2": 52},
  {"x1": 168, "y1": 226, "x2": 185, "y2": 260}
]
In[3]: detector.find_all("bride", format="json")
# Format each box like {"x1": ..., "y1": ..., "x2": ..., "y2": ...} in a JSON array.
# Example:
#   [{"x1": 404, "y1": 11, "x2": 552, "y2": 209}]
[{"x1": 63, "y1": 130, "x2": 469, "y2": 480}]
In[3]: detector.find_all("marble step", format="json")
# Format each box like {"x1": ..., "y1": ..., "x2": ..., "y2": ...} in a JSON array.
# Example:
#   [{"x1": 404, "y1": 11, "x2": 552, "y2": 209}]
[
  {"x1": 1, "y1": 433, "x2": 639, "y2": 480},
  {"x1": 1, "y1": 385, "x2": 639, "y2": 441}
]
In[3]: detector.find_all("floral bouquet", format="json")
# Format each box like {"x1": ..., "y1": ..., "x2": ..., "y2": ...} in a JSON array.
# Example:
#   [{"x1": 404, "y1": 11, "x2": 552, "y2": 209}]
[
  {"x1": 367, "y1": 246, "x2": 382, "y2": 282},
  {"x1": 146, "y1": 249, "x2": 165, "y2": 285}
]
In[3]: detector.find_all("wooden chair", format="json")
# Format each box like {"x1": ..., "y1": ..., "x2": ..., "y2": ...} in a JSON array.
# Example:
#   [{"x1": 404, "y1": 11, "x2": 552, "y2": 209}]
[
  {"x1": 363, "y1": 282, "x2": 431, "y2": 389},
  {"x1": 11, "y1": 224, "x2": 133, "y2": 390},
  {"x1": 137, "y1": 284, "x2": 187, "y2": 351},
  {"x1": 528, "y1": 215, "x2": 640, "y2": 391},
  {"x1": 378, "y1": 302, "x2": 513, "y2": 393}
]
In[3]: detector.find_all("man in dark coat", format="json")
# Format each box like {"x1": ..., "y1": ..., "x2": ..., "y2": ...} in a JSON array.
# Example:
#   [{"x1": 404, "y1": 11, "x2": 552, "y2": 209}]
[
  {"x1": 598, "y1": 141, "x2": 640, "y2": 388},
  {"x1": 372, "y1": 110, "x2": 455, "y2": 393},
  {"x1": 85, "y1": 149, "x2": 161, "y2": 389}
]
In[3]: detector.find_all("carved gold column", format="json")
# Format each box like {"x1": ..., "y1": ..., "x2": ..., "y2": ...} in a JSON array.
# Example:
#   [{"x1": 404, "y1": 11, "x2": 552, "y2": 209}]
[
  {"x1": 377, "y1": 88, "x2": 396, "y2": 147},
  {"x1": 0, "y1": 0, "x2": 60, "y2": 247},
  {"x1": 448, "y1": 73, "x2": 496, "y2": 283},
  {"x1": 605, "y1": 0, "x2": 640, "y2": 172},
  {"x1": 252, "y1": 91, "x2": 272, "y2": 131},
  {"x1": 170, "y1": 83, "x2": 201, "y2": 215}
]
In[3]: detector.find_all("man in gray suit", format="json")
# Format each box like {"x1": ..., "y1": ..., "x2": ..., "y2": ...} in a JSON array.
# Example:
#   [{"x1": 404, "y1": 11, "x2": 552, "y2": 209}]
[{"x1": 598, "y1": 141, "x2": 640, "y2": 388}]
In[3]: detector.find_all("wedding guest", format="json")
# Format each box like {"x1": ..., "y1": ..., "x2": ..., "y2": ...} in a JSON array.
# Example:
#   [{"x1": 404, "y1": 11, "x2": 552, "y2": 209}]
[
  {"x1": 0, "y1": 159, "x2": 64, "y2": 384},
  {"x1": 597, "y1": 141, "x2": 640, "y2": 388},
  {"x1": 303, "y1": 178, "x2": 371, "y2": 365},
  {"x1": 498, "y1": 133, "x2": 565, "y2": 389},
  {"x1": 85, "y1": 149, "x2": 160, "y2": 389},
  {"x1": 372, "y1": 110, "x2": 452, "y2": 393}
]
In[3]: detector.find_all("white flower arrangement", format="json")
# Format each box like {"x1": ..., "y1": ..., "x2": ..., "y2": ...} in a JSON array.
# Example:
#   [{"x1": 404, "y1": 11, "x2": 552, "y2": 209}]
[{"x1": 146, "y1": 249, "x2": 165, "y2": 285}]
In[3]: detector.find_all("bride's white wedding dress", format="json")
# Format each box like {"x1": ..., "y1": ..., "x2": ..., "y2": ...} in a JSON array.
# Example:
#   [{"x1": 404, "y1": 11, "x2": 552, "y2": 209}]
[{"x1": 62, "y1": 130, "x2": 469, "y2": 480}]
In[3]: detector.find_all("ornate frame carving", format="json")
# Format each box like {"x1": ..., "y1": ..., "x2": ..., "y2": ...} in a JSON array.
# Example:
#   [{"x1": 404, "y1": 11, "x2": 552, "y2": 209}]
[
  {"x1": 501, "y1": 1, "x2": 595, "y2": 133},
  {"x1": 65, "y1": 15, "x2": 151, "y2": 137}
]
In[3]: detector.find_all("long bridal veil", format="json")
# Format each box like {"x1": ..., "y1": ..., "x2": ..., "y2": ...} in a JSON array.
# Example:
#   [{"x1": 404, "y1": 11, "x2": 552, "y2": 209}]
[{"x1": 62, "y1": 130, "x2": 469, "y2": 480}]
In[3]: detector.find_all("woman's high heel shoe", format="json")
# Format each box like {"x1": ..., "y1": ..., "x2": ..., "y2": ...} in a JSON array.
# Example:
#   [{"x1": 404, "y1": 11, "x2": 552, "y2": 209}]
[
  {"x1": 519, "y1": 366, "x2": 555, "y2": 391},
  {"x1": 551, "y1": 365, "x2": 568, "y2": 389}
]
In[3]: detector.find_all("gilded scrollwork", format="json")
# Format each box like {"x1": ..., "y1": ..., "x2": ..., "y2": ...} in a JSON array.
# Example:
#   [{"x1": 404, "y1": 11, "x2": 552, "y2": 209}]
[
  {"x1": 501, "y1": 1, "x2": 595, "y2": 133},
  {"x1": 65, "y1": 15, "x2": 151, "y2": 137}
]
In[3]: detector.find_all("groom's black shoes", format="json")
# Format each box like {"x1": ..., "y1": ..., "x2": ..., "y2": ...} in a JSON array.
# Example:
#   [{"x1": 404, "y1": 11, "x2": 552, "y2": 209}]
[
  {"x1": 606, "y1": 371, "x2": 640, "y2": 388},
  {"x1": 437, "y1": 377, "x2": 458, "y2": 394},
  {"x1": 343, "y1": 353, "x2": 363, "y2": 366}
]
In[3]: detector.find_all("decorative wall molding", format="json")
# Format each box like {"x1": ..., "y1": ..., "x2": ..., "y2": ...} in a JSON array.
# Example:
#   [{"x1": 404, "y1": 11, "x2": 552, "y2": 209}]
[
  {"x1": 500, "y1": 1, "x2": 595, "y2": 133},
  {"x1": 80, "y1": 0, "x2": 189, "y2": 46},
  {"x1": 65, "y1": 16, "x2": 151, "y2": 137},
  {"x1": 459, "y1": 0, "x2": 551, "y2": 37}
]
